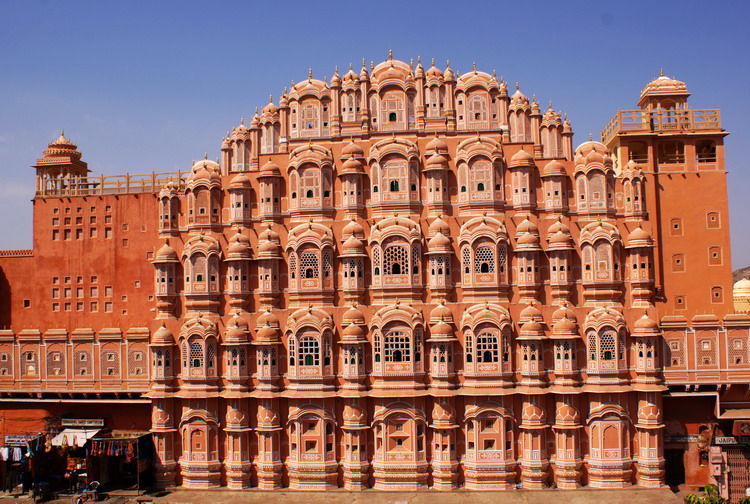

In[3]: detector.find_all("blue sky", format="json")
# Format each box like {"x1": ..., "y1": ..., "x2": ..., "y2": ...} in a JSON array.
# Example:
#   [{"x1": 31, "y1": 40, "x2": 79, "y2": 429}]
[{"x1": 1, "y1": 0, "x2": 749, "y2": 266}]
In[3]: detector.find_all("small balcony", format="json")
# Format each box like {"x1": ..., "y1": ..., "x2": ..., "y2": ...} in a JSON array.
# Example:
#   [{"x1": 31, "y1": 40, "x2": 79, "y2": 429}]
[{"x1": 601, "y1": 108, "x2": 721, "y2": 145}]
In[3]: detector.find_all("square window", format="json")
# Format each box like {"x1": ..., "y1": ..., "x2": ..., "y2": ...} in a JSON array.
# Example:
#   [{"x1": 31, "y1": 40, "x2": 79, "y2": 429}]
[
  {"x1": 64, "y1": 277, "x2": 71, "y2": 284},
  {"x1": 23, "y1": 299, "x2": 30, "y2": 308},
  {"x1": 76, "y1": 302, "x2": 83, "y2": 311},
  {"x1": 89, "y1": 228, "x2": 97, "y2": 238},
  {"x1": 104, "y1": 286, "x2": 113, "y2": 297},
  {"x1": 104, "y1": 228, "x2": 112, "y2": 239},
  {"x1": 52, "y1": 303, "x2": 60, "y2": 312},
  {"x1": 64, "y1": 303, "x2": 71, "y2": 312},
  {"x1": 90, "y1": 276, "x2": 98, "y2": 283},
  {"x1": 90, "y1": 302, "x2": 98, "y2": 312},
  {"x1": 104, "y1": 302, "x2": 113, "y2": 313}
]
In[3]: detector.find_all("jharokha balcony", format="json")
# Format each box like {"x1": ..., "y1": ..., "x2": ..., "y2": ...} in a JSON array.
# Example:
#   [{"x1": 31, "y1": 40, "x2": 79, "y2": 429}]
[{"x1": 600, "y1": 108, "x2": 721, "y2": 144}]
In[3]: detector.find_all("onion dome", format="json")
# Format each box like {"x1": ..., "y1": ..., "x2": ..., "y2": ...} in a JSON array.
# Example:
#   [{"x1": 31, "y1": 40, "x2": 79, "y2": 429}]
[
  {"x1": 431, "y1": 402, "x2": 457, "y2": 428},
  {"x1": 586, "y1": 148, "x2": 604, "y2": 164},
  {"x1": 574, "y1": 141, "x2": 609, "y2": 166},
  {"x1": 255, "y1": 323, "x2": 279, "y2": 344},
  {"x1": 343, "y1": 304, "x2": 366, "y2": 325},
  {"x1": 232, "y1": 118, "x2": 249, "y2": 136},
  {"x1": 342, "y1": 218, "x2": 365, "y2": 239},
  {"x1": 734, "y1": 278, "x2": 750, "y2": 301},
  {"x1": 341, "y1": 322, "x2": 366, "y2": 343},
  {"x1": 257, "y1": 237, "x2": 280, "y2": 257},
  {"x1": 428, "y1": 229, "x2": 451, "y2": 253},
  {"x1": 359, "y1": 60, "x2": 369, "y2": 80},
  {"x1": 551, "y1": 302, "x2": 575, "y2": 322},
  {"x1": 229, "y1": 173, "x2": 251, "y2": 189},
  {"x1": 227, "y1": 231, "x2": 251, "y2": 259},
  {"x1": 343, "y1": 403, "x2": 367, "y2": 428},
  {"x1": 35, "y1": 131, "x2": 89, "y2": 171},
  {"x1": 221, "y1": 132, "x2": 231, "y2": 149},
  {"x1": 159, "y1": 180, "x2": 180, "y2": 198},
  {"x1": 330, "y1": 68, "x2": 341, "y2": 87},
  {"x1": 250, "y1": 113, "x2": 261, "y2": 128},
  {"x1": 256, "y1": 404, "x2": 280, "y2": 431},
  {"x1": 547, "y1": 216, "x2": 570, "y2": 235},
  {"x1": 428, "y1": 215, "x2": 450, "y2": 237},
  {"x1": 259, "y1": 159, "x2": 281, "y2": 176},
  {"x1": 521, "y1": 403, "x2": 546, "y2": 427},
  {"x1": 551, "y1": 315, "x2": 578, "y2": 339},
  {"x1": 153, "y1": 241, "x2": 179, "y2": 263},
  {"x1": 542, "y1": 160, "x2": 566, "y2": 177},
  {"x1": 426, "y1": 133, "x2": 449, "y2": 155},
  {"x1": 224, "y1": 317, "x2": 248, "y2": 344},
  {"x1": 259, "y1": 223, "x2": 280, "y2": 243},
  {"x1": 518, "y1": 320, "x2": 545, "y2": 340},
  {"x1": 509, "y1": 148, "x2": 534, "y2": 167},
  {"x1": 563, "y1": 114, "x2": 573, "y2": 134},
  {"x1": 555, "y1": 404, "x2": 580, "y2": 428},
  {"x1": 516, "y1": 231, "x2": 541, "y2": 251},
  {"x1": 424, "y1": 151, "x2": 449, "y2": 171},
  {"x1": 188, "y1": 157, "x2": 221, "y2": 183},
  {"x1": 430, "y1": 301, "x2": 454, "y2": 324},
  {"x1": 519, "y1": 302, "x2": 543, "y2": 323},
  {"x1": 444, "y1": 61, "x2": 454, "y2": 81},
  {"x1": 626, "y1": 225, "x2": 653, "y2": 249},
  {"x1": 531, "y1": 97, "x2": 541, "y2": 115},
  {"x1": 429, "y1": 318, "x2": 454, "y2": 340},
  {"x1": 152, "y1": 323, "x2": 174, "y2": 345},
  {"x1": 637, "y1": 403, "x2": 662, "y2": 427},
  {"x1": 516, "y1": 216, "x2": 537, "y2": 234},
  {"x1": 640, "y1": 70, "x2": 688, "y2": 101},
  {"x1": 426, "y1": 58, "x2": 443, "y2": 79},
  {"x1": 510, "y1": 85, "x2": 529, "y2": 105},
  {"x1": 633, "y1": 312, "x2": 659, "y2": 337},
  {"x1": 341, "y1": 156, "x2": 364, "y2": 174},
  {"x1": 256, "y1": 308, "x2": 279, "y2": 328},
  {"x1": 341, "y1": 140, "x2": 365, "y2": 160},
  {"x1": 548, "y1": 230, "x2": 573, "y2": 250},
  {"x1": 262, "y1": 96, "x2": 279, "y2": 116},
  {"x1": 341, "y1": 234, "x2": 365, "y2": 255}
]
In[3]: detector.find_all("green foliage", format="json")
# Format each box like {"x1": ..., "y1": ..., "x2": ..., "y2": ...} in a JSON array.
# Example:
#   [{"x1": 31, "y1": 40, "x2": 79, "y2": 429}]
[{"x1": 684, "y1": 484, "x2": 735, "y2": 504}]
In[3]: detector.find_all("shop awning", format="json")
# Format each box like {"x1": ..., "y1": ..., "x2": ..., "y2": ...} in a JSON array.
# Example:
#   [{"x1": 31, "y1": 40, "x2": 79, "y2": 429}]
[
  {"x1": 720, "y1": 409, "x2": 750, "y2": 420},
  {"x1": 51, "y1": 428, "x2": 101, "y2": 447}
]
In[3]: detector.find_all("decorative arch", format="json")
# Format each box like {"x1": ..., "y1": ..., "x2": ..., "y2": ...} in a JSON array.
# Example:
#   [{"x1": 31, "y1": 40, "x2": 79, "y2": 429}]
[
  {"x1": 458, "y1": 216, "x2": 509, "y2": 288},
  {"x1": 286, "y1": 222, "x2": 336, "y2": 292},
  {"x1": 369, "y1": 216, "x2": 422, "y2": 288}
]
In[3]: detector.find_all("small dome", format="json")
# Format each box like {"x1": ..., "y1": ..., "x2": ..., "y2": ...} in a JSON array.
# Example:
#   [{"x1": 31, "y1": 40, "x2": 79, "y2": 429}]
[
  {"x1": 585, "y1": 148, "x2": 605, "y2": 164},
  {"x1": 551, "y1": 303, "x2": 575, "y2": 321},
  {"x1": 260, "y1": 160, "x2": 281, "y2": 175},
  {"x1": 154, "y1": 242, "x2": 178, "y2": 262},
  {"x1": 425, "y1": 133, "x2": 448, "y2": 155},
  {"x1": 542, "y1": 160, "x2": 566, "y2": 177},
  {"x1": 343, "y1": 305, "x2": 366, "y2": 325},
  {"x1": 511, "y1": 88, "x2": 529, "y2": 105},
  {"x1": 256, "y1": 324, "x2": 279, "y2": 342},
  {"x1": 257, "y1": 238, "x2": 279, "y2": 255},
  {"x1": 549, "y1": 230, "x2": 572, "y2": 246},
  {"x1": 444, "y1": 63, "x2": 454, "y2": 81},
  {"x1": 555, "y1": 404, "x2": 580, "y2": 426},
  {"x1": 343, "y1": 403, "x2": 367, "y2": 425},
  {"x1": 426, "y1": 59, "x2": 443, "y2": 79},
  {"x1": 343, "y1": 218, "x2": 364, "y2": 238},
  {"x1": 516, "y1": 217, "x2": 538, "y2": 235},
  {"x1": 257, "y1": 404, "x2": 280, "y2": 429},
  {"x1": 341, "y1": 140, "x2": 364, "y2": 159},
  {"x1": 552, "y1": 315, "x2": 577, "y2": 337},
  {"x1": 521, "y1": 403, "x2": 546, "y2": 425},
  {"x1": 519, "y1": 303, "x2": 542, "y2": 322},
  {"x1": 256, "y1": 309, "x2": 279, "y2": 328},
  {"x1": 627, "y1": 225, "x2": 653, "y2": 247},
  {"x1": 229, "y1": 173, "x2": 251, "y2": 188},
  {"x1": 188, "y1": 158, "x2": 221, "y2": 183},
  {"x1": 509, "y1": 149, "x2": 534, "y2": 167},
  {"x1": 262, "y1": 98, "x2": 278, "y2": 116},
  {"x1": 152, "y1": 324, "x2": 174, "y2": 344},
  {"x1": 342, "y1": 322, "x2": 365, "y2": 340},
  {"x1": 429, "y1": 216, "x2": 450, "y2": 236},
  {"x1": 519, "y1": 320, "x2": 545, "y2": 339},
  {"x1": 225, "y1": 323, "x2": 247, "y2": 342},
  {"x1": 634, "y1": 312, "x2": 659, "y2": 333},
  {"x1": 341, "y1": 156, "x2": 364, "y2": 174},
  {"x1": 342, "y1": 235, "x2": 365, "y2": 253},
  {"x1": 430, "y1": 320, "x2": 453, "y2": 338},
  {"x1": 430, "y1": 302, "x2": 453, "y2": 323},
  {"x1": 428, "y1": 230, "x2": 451, "y2": 249},
  {"x1": 425, "y1": 152, "x2": 449, "y2": 171},
  {"x1": 640, "y1": 71, "x2": 688, "y2": 100},
  {"x1": 432, "y1": 402, "x2": 456, "y2": 426},
  {"x1": 517, "y1": 231, "x2": 539, "y2": 247},
  {"x1": 548, "y1": 217, "x2": 570, "y2": 235},
  {"x1": 734, "y1": 277, "x2": 750, "y2": 295}
]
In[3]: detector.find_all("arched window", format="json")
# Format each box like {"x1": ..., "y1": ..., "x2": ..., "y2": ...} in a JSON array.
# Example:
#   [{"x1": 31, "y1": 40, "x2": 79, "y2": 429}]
[
  {"x1": 384, "y1": 331, "x2": 411, "y2": 362},
  {"x1": 474, "y1": 246, "x2": 495, "y2": 274},
  {"x1": 298, "y1": 335, "x2": 320, "y2": 367},
  {"x1": 300, "y1": 252, "x2": 319, "y2": 279},
  {"x1": 476, "y1": 332, "x2": 499, "y2": 363},
  {"x1": 384, "y1": 245, "x2": 408, "y2": 275},
  {"x1": 696, "y1": 140, "x2": 717, "y2": 163}
]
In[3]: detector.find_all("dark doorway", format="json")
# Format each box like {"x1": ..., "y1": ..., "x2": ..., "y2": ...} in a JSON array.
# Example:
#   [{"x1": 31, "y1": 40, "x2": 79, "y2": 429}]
[{"x1": 665, "y1": 448, "x2": 686, "y2": 489}]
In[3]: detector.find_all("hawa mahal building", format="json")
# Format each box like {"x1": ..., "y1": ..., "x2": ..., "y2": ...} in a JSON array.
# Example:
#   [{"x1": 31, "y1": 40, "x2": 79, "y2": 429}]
[{"x1": 0, "y1": 54, "x2": 745, "y2": 495}]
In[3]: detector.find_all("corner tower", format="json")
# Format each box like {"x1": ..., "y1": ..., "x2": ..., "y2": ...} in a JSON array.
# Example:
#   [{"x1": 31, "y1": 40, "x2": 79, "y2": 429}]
[
  {"x1": 601, "y1": 72, "x2": 731, "y2": 314},
  {"x1": 32, "y1": 131, "x2": 89, "y2": 196}
]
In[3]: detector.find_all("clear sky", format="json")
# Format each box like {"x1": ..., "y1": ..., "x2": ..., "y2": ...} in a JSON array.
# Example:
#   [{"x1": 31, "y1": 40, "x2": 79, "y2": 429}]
[{"x1": 1, "y1": 0, "x2": 749, "y2": 266}]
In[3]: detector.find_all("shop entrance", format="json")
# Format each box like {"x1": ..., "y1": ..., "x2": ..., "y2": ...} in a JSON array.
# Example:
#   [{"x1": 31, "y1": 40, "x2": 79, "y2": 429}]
[
  {"x1": 665, "y1": 449, "x2": 686, "y2": 489},
  {"x1": 725, "y1": 447, "x2": 750, "y2": 502}
]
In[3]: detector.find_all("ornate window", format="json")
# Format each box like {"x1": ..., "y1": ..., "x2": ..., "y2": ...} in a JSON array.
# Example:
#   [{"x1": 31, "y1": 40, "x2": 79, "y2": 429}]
[
  {"x1": 384, "y1": 245, "x2": 407, "y2": 275},
  {"x1": 384, "y1": 331, "x2": 411, "y2": 362},
  {"x1": 300, "y1": 252, "x2": 319, "y2": 279},
  {"x1": 298, "y1": 335, "x2": 320, "y2": 367},
  {"x1": 476, "y1": 332, "x2": 499, "y2": 363}
]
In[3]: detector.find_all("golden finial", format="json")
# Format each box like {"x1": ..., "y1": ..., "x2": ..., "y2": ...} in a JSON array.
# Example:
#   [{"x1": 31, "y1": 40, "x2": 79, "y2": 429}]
[
  {"x1": 308, "y1": 139, "x2": 313, "y2": 150},
  {"x1": 417, "y1": 55, "x2": 421, "y2": 65},
  {"x1": 659, "y1": 68, "x2": 664, "y2": 77},
  {"x1": 409, "y1": 58, "x2": 413, "y2": 69},
  {"x1": 589, "y1": 133, "x2": 593, "y2": 141},
  {"x1": 291, "y1": 80, "x2": 296, "y2": 87},
  {"x1": 516, "y1": 81, "x2": 519, "y2": 90},
  {"x1": 269, "y1": 95, "x2": 273, "y2": 103},
  {"x1": 446, "y1": 59, "x2": 451, "y2": 68},
  {"x1": 548, "y1": 100, "x2": 553, "y2": 110},
  {"x1": 473, "y1": 62, "x2": 477, "y2": 73},
  {"x1": 308, "y1": 68, "x2": 313, "y2": 81},
  {"x1": 388, "y1": 49, "x2": 393, "y2": 60},
  {"x1": 361, "y1": 58, "x2": 366, "y2": 68},
  {"x1": 334, "y1": 66, "x2": 339, "y2": 75},
  {"x1": 349, "y1": 62, "x2": 353, "y2": 71},
  {"x1": 255, "y1": 107, "x2": 259, "y2": 115},
  {"x1": 564, "y1": 113, "x2": 568, "y2": 121},
  {"x1": 204, "y1": 152, "x2": 208, "y2": 160},
  {"x1": 492, "y1": 69, "x2": 497, "y2": 78},
  {"x1": 61, "y1": 129, "x2": 65, "y2": 137},
  {"x1": 240, "y1": 118, "x2": 244, "y2": 125},
  {"x1": 370, "y1": 60, "x2": 375, "y2": 71}
]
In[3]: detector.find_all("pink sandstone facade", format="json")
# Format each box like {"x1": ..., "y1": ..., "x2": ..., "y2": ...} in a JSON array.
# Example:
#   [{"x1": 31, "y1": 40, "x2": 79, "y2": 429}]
[{"x1": 0, "y1": 55, "x2": 745, "y2": 495}]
